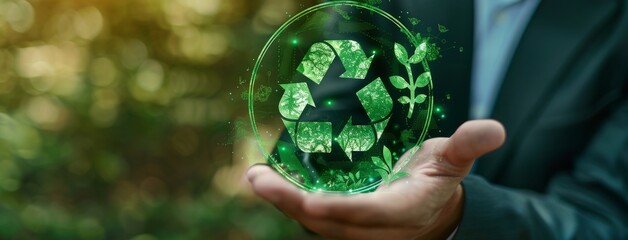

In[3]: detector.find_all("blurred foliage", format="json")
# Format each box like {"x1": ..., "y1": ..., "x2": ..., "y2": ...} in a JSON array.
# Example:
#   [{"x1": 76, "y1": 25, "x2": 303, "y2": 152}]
[{"x1": 0, "y1": 0, "x2": 319, "y2": 239}]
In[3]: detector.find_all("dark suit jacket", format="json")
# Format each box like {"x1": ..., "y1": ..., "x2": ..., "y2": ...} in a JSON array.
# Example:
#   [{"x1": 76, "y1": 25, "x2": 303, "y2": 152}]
[{"x1": 380, "y1": 0, "x2": 628, "y2": 239}]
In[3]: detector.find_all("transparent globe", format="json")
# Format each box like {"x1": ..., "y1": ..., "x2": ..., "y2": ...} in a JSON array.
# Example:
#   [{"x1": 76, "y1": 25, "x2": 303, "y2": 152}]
[{"x1": 248, "y1": 1, "x2": 434, "y2": 193}]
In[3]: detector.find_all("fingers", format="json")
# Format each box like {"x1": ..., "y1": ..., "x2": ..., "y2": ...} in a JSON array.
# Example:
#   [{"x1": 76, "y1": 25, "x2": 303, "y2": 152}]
[
  {"x1": 299, "y1": 217, "x2": 418, "y2": 240},
  {"x1": 443, "y1": 119, "x2": 506, "y2": 171},
  {"x1": 245, "y1": 120, "x2": 506, "y2": 235},
  {"x1": 247, "y1": 165, "x2": 418, "y2": 227},
  {"x1": 302, "y1": 190, "x2": 415, "y2": 226},
  {"x1": 247, "y1": 165, "x2": 306, "y2": 218}
]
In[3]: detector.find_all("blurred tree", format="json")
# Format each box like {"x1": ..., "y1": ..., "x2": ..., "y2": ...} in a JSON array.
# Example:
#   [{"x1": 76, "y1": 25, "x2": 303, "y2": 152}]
[{"x1": 0, "y1": 0, "x2": 317, "y2": 239}]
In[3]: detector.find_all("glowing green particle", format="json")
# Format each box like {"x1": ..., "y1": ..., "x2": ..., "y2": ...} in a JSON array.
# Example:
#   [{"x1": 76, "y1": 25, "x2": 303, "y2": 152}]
[
  {"x1": 435, "y1": 107, "x2": 441, "y2": 113},
  {"x1": 326, "y1": 100, "x2": 333, "y2": 106},
  {"x1": 292, "y1": 39, "x2": 298, "y2": 45},
  {"x1": 441, "y1": 114, "x2": 446, "y2": 119}
]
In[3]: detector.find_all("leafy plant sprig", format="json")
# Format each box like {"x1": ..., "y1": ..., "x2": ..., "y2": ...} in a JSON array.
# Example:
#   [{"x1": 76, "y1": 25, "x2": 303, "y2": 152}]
[
  {"x1": 390, "y1": 41, "x2": 431, "y2": 118},
  {"x1": 372, "y1": 146, "x2": 410, "y2": 184},
  {"x1": 326, "y1": 171, "x2": 367, "y2": 190}
]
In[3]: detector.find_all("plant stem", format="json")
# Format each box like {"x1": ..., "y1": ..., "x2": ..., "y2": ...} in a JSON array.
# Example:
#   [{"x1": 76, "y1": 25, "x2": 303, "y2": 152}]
[{"x1": 404, "y1": 63, "x2": 415, "y2": 118}]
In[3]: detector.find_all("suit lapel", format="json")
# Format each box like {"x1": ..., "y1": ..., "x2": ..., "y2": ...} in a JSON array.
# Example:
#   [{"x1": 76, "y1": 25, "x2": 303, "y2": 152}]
[{"x1": 476, "y1": 0, "x2": 618, "y2": 180}]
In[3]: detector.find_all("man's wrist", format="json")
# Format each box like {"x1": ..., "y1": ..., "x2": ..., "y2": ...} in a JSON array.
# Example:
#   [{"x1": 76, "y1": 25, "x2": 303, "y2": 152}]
[{"x1": 417, "y1": 184, "x2": 464, "y2": 239}]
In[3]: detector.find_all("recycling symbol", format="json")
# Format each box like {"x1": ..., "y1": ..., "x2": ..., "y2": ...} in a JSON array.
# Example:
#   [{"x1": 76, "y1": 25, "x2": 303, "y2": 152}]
[{"x1": 278, "y1": 40, "x2": 393, "y2": 161}]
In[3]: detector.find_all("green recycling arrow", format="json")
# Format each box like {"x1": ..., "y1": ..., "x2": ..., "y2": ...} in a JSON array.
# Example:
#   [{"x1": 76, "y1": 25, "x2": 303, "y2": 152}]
[
  {"x1": 337, "y1": 77, "x2": 392, "y2": 160},
  {"x1": 337, "y1": 117, "x2": 375, "y2": 161},
  {"x1": 324, "y1": 40, "x2": 374, "y2": 79},
  {"x1": 297, "y1": 40, "x2": 374, "y2": 83},
  {"x1": 278, "y1": 82, "x2": 331, "y2": 152},
  {"x1": 280, "y1": 40, "x2": 393, "y2": 159},
  {"x1": 279, "y1": 82, "x2": 315, "y2": 120}
]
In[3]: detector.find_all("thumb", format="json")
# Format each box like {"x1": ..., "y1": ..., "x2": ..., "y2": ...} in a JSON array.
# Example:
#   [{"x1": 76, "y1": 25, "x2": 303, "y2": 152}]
[{"x1": 443, "y1": 120, "x2": 506, "y2": 172}]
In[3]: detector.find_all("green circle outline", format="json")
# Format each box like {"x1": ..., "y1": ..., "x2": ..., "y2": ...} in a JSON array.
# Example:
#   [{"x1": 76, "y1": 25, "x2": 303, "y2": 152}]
[{"x1": 248, "y1": 0, "x2": 434, "y2": 193}]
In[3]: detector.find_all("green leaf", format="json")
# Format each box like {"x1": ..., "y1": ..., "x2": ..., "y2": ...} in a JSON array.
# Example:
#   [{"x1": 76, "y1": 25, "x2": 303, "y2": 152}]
[
  {"x1": 408, "y1": 17, "x2": 420, "y2": 26},
  {"x1": 355, "y1": 171, "x2": 360, "y2": 179},
  {"x1": 389, "y1": 171, "x2": 410, "y2": 183},
  {"x1": 393, "y1": 43, "x2": 409, "y2": 65},
  {"x1": 416, "y1": 71, "x2": 431, "y2": 88},
  {"x1": 371, "y1": 157, "x2": 388, "y2": 171},
  {"x1": 408, "y1": 42, "x2": 427, "y2": 64},
  {"x1": 383, "y1": 146, "x2": 392, "y2": 170},
  {"x1": 375, "y1": 169, "x2": 389, "y2": 183},
  {"x1": 415, "y1": 94, "x2": 426, "y2": 104},
  {"x1": 408, "y1": 55, "x2": 423, "y2": 64},
  {"x1": 349, "y1": 172, "x2": 355, "y2": 181},
  {"x1": 336, "y1": 175, "x2": 344, "y2": 183},
  {"x1": 438, "y1": 24, "x2": 449, "y2": 33},
  {"x1": 389, "y1": 76, "x2": 409, "y2": 89},
  {"x1": 415, "y1": 32, "x2": 422, "y2": 42},
  {"x1": 398, "y1": 96, "x2": 411, "y2": 104},
  {"x1": 344, "y1": 175, "x2": 349, "y2": 180}
]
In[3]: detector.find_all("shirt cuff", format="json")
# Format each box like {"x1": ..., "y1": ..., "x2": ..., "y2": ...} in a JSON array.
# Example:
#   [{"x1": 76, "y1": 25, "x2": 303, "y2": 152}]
[{"x1": 446, "y1": 226, "x2": 459, "y2": 240}]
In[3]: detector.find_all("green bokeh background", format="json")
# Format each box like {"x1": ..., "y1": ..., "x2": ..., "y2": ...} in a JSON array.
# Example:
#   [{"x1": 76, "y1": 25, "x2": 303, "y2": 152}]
[{"x1": 0, "y1": 0, "x2": 318, "y2": 239}]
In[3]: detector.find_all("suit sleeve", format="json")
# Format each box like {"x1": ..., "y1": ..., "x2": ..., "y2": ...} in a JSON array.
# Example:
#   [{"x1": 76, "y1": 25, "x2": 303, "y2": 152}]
[{"x1": 454, "y1": 99, "x2": 628, "y2": 239}]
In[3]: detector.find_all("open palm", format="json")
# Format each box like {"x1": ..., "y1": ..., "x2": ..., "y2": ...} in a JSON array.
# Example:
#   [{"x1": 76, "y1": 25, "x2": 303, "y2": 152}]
[{"x1": 247, "y1": 120, "x2": 506, "y2": 240}]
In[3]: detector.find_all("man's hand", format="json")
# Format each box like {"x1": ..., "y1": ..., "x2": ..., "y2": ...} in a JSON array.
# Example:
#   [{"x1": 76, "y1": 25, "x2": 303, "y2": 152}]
[{"x1": 247, "y1": 120, "x2": 506, "y2": 240}]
